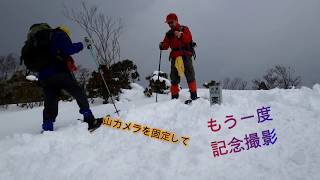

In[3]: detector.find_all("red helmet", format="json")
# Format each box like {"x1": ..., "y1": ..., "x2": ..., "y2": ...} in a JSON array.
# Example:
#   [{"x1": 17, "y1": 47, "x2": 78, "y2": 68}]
[{"x1": 165, "y1": 13, "x2": 178, "y2": 23}]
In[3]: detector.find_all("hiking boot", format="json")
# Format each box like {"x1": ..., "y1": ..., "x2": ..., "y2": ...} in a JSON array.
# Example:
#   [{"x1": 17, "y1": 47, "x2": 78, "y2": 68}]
[
  {"x1": 171, "y1": 94, "x2": 179, "y2": 99},
  {"x1": 87, "y1": 118, "x2": 103, "y2": 132},
  {"x1": 190, "y1": 91, "x2": 198, "y2": 100},
  {"x1": 80, "y1": 108, "x2": 102, "y2": 132}
]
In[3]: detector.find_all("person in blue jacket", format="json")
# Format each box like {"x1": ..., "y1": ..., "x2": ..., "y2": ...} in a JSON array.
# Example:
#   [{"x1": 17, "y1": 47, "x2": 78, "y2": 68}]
[{"x1": 39, "y1": 26, "x2": 102, "y2": 132}]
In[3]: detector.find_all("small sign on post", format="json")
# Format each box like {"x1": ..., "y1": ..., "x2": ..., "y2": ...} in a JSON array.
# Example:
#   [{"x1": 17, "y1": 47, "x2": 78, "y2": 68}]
[{"x1": 209, "y1": 81, "x2": 222, "y2": 105}]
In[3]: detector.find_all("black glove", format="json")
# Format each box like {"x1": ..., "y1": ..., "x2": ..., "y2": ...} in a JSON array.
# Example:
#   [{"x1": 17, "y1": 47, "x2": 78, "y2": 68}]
[
  {"x1": 159, "y1": 42, "x2": 163, "y2": 50},
  {"x1": 166, "y1": 31, "x2": 174, "y2": 38}
]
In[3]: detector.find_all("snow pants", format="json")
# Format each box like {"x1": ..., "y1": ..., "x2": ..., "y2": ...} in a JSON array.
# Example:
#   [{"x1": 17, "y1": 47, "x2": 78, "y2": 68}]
[
  {"x1": 170, "y1": 56, "x2": 197, "y2": 96},
  {"x1": 40, "y1": 72, "x2": 90, "y2": 122}
]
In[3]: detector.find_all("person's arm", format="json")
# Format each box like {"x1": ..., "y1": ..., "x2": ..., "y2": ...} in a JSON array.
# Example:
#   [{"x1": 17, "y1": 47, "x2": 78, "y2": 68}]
[
  {"x1": 56, "y1": 32, "x2": 84, "y2": 55},
  {"x1": 160, "y1": 34, "x2": 170, "y2": 50}
]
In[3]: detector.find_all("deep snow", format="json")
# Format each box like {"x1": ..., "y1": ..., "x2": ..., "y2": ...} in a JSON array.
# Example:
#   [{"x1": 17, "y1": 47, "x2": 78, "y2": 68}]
[{"x1": 0, "y1": 83, "x2": 320, "y2": 180}]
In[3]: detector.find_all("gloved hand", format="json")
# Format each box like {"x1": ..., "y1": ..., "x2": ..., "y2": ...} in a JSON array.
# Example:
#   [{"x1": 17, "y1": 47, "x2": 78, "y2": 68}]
[
  {"x1": 159, "y1": 42, "x2": 163, "y2": 50},
  {"x1": 83, "y1": 37, "x2": 93, "y2": 49},
  {"x1": 174, "y1": 31, "x2": 183, "y2": 38},
  {"x1": 166, "y1": 31, "x2": 174, "y2": 38}
]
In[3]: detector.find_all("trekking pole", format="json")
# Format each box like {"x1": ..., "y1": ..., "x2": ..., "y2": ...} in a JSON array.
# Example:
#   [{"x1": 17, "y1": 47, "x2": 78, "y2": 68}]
[
  {"x1": 85, "y1": 38, "x2": 120, "y2": 116},
  {"x1": 155, "y1": 50, "x2": 162, "y2": 103}
]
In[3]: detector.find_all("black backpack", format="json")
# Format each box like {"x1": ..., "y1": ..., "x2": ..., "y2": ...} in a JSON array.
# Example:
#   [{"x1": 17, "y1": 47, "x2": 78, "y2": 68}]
[
  {"x1": 166, "y1": 25, "x2": 197, "y2": 60},
  {"x1": 20, "y1": 23, "x2": 54, "y2": 72}
]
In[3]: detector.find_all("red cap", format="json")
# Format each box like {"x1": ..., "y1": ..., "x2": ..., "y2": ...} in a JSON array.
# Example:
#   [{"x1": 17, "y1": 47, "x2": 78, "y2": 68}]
[{"x1": 165, "y1": 13, "x2": 178, "y2": 23}]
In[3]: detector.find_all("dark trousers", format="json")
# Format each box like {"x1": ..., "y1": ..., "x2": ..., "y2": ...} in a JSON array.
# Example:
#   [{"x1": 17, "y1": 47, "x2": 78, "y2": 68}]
[
  {"x1": 40, "y1": 72, "x2": 89, "y2": 122},
  {"x1": 170, "y1": 56, "x2": 195, "y2": 84}
]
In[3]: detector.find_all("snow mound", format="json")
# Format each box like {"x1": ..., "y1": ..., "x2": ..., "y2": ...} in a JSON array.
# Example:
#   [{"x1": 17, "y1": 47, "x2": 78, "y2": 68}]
[
  {"x1": 150, "y1": 71, "x2": 171, "y2": 87},
  {"x1": 26, "y1": 75, "x2": 38, "y2": 81},
  {"x1": 0, "y1": 83, "x2": 319, "y2": 180}
]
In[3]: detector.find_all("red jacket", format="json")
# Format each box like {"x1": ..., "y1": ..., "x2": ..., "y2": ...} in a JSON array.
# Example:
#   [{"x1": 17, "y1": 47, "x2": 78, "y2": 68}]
[{"x1": 161, "y1": 23, "x2": 193, "y2": 59}]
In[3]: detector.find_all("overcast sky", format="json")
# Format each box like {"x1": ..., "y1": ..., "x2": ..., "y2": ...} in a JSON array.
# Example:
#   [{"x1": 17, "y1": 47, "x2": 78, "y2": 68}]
[{"x1": 0, "y1": 0, "x2": 319, "y2": 88}]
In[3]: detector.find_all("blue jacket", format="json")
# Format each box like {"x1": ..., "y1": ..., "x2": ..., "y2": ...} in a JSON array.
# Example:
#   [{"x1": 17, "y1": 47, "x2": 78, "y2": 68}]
[{"x1": 38, "y1": 29, "x2": 84, "y2": 80}]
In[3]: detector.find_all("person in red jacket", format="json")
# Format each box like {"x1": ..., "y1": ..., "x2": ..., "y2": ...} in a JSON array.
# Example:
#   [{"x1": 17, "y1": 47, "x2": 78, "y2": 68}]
[{"x1": 159, "y1": 13, "x2": 198, "y2": 100}]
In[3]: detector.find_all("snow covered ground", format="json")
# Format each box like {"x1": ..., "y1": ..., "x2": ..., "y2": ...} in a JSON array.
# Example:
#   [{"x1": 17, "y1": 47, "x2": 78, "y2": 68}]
[{"x1": 0, "y1": 83, "x2": 319, "y2": 180}]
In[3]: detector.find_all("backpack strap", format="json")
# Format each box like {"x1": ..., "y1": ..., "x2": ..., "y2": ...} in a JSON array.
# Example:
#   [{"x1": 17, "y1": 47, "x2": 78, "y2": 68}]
[
  {"x1": 179, "y1": 25, "x2": 197, "y2": 60},
  {"x1": 166, "y1": 25, "x2": 197, "y2": 60},
  {"x1": 166, "y1": 25, "x2": 186, "y2": 38},
  {"x1": 179, "y1": 25, "x2": 186, "y2": 32}
]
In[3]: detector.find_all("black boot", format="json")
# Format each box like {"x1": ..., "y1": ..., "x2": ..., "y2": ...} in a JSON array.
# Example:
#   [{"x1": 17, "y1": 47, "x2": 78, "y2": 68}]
[
  {"x1": 86, "y1": 117, "x2": 103, "y2": 132},
  {"x1": 81, "y1": 108, "x2": 103, "y2": 132},
  {"x1": 171, "y1": 94, "x2": 179, "y2": 99},
  {"x1": 190, "y1": 91, "x2": 198, "y2": 100}
]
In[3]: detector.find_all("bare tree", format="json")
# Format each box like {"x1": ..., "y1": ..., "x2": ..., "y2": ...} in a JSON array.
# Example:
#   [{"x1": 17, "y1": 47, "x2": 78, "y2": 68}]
[
  {"x1": 223, "y1": 77, "x2": 248, "y2": 90},
  {"x1": 252, "y1": 79, "x2": 263, "y2": 90},
  {"x1": 74, "y1": 65, "x2": 91, "y2": 90},
  {"x1": 0, "y1": 53, "x2": 19, "y2": 82},
  {"x1": 253, "y1": 65, "x2": 301, "y2": 89},
  {"x1": 64, "y1": 1, "x2": 123, "y2": 66},
  {"x1": 223, "y1": 78, "x2": 231, "y2": 89}
]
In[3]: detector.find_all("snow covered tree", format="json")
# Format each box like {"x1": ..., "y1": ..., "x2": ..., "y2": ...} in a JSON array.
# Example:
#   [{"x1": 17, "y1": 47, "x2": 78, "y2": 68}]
[{"x1": 144, "y1": 71, "x2": 170, "y2": 97}]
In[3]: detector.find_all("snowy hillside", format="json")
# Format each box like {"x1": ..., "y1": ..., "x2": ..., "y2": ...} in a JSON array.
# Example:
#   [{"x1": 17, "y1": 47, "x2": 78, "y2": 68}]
[{"x1": 0, "y1": 83, "x2": 320, "y2": 180}]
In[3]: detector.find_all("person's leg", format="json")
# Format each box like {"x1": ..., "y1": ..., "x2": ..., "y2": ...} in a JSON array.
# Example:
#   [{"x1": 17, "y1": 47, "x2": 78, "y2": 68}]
[
  {"x1": 170, "y1": 58, "x2": 180, "y2": 99},
  {"x1": 184, "y1": 56, "x2": 198, "y2": 100},
  {"x1": 57, "y1": 73, "x2": 90, "y2": 110},
  {"x1": 42, "y1": 84, "x2": 60, "y2": 131},
  {"x1": 57, "y1": 72, "x2": 101, "y2": 130}
]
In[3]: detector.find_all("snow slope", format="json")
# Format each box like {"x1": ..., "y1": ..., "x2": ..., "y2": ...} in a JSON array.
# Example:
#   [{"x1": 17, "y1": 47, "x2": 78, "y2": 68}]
[{"x1": 0, "y1": 83, "x2": 319, "y2": 180}]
